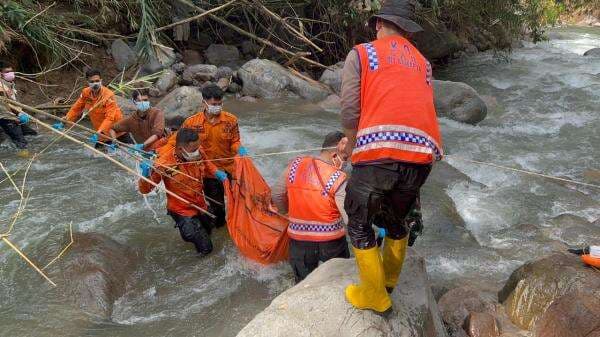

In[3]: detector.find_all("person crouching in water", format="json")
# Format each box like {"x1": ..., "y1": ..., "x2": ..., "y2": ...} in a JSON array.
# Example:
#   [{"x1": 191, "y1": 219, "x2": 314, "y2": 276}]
[
  {"x1": 272, "y1": 131, "x2": 350, "y2": 283},
  {"x1": 138, "y1": 128, "x2": 229, "y2": 256}
]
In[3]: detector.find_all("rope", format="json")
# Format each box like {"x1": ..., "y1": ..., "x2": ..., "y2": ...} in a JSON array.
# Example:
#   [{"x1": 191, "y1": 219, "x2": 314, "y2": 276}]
[
  {"x1": 445, "y1": 155, "x2": 600, "y2": 190},
  {"x1": 179, "y1": 147, "x2": 336, "y2": 165}
]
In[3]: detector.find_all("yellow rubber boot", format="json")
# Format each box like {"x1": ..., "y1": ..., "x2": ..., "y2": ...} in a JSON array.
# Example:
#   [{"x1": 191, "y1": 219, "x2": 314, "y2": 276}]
[
  {"x1": 345, "y1": 246, "x2": 392, "y2": 313},
  {"x1": 382, "y1": 236, "x2": 408, "y2": 293}
]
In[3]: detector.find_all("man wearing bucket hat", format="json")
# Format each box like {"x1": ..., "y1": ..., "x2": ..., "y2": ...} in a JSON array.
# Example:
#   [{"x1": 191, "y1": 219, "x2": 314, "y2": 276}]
[{"x1": 340, "y1": 0, "x2": 443, "y2": 313}]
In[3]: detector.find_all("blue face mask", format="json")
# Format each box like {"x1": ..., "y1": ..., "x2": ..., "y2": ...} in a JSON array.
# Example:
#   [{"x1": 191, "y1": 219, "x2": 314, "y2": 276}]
[{"x1": 135, "y1": 101, "x2": 151, "y2": 113}]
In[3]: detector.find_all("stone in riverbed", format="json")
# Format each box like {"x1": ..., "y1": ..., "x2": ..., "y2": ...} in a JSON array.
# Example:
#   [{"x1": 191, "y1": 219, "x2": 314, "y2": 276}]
[
  {"x1": 156, "y1": 86, "x2": 202, "y2": 121},
  {"x1": 318, "y1": 94, "x2": 341, "y2": 112},
  {"x1": 464, "y1": 312, "x2": 500, "y2": 337},
  {"x1": 433, "y1": 80, "x2": 488, "y2": 124},
  {"x1": 236, "y1": 249, "x2": 448, "y2": 337},
  {"x1": 182, "y1": 64, "x2": 218, "y2": 84},
  {"x1": 533, "y1": 290, "x2": 600, "y2": 337},
  {"x1": 111, "y1": 39, "x2": 136, "y2": 71},
  {"x1": 319, "y1": 61, "x2": 344, "y2": 94},
  {"x1": 498, "y1": 251, "x2": 600, "y2": 331},
  {"x1": 115, "y1": 95, "x2": 137, "y2": 116},
  {"x1": 155, "y1": 69, "x2": 178, "y2": 94},
  {"x1": 238, "y1": 59, "x2": 331, "y2": 101},
  {"x1": 583, "y1": 48, "x2": 600, "y2": 57},
  {"x1": 438, "y1": 286, "x2": 497, "y2": 335},
  {"x1": 204, "y1": 44, "x2": 241, "y2": 67}
]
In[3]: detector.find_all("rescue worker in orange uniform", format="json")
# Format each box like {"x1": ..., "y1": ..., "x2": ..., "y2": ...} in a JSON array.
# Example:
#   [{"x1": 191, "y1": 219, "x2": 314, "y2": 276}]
[
  {"x1": 154, "y1": 116, "x2": 185, "y2": 157},
  {"x1": 182, "y1": 84, "x2": 248, "y2": 228},
  {"x1": 340, "y1": 0, "x2": 443, "y2": 313},
  {"x1": 272, "y1": 131, "x2": 350, "y2": 283},
  {"x1": 57, "y1": 69, "x2": 128, "y2": 147},
  {"x1": 138, "y1": 128, "x2": 228, "y2": 256}
]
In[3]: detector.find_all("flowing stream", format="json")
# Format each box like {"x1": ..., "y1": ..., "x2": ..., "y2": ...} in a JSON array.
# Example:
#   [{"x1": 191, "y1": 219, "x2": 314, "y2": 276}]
[{"x1": 1, "y1": 26, "x2": 599, "y2": 336}]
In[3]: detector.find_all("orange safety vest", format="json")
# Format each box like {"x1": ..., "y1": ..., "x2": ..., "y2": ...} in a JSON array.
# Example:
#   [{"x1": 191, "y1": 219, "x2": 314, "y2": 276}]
[
  {"x1": 352, "y1": 35, "x2": 443, "y2": 165},
  {"x1": 286, "y1": 157, "x2": 347, "y2": 242}
]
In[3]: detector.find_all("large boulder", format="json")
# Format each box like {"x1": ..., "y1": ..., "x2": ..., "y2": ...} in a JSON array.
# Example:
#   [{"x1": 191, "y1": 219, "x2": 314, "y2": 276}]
[
  {"x1": 414, "y1": 20, "x2": 462, "y2": 60},
  {"x1": 155, "y1": 69, "x2": 178, "y2": 94},
  {"x1": 438, "y1": 286, "x2": 497, "y2": 335},
  {"x1": 583, "y1": 48, "x2": 600, "y2": 57},
  {"x1": 45, "y1": 232, "x2": 137, "y2": 319},
  {"x1": 464, "y1": 312, "x2": 500, "y2": 337},
  {"x1": 111, "y1": 39, "x2": 136, "y2": 71},
  {"x1": 237, "y1": 250, "x2": 448, "y2": 337},
  {"x1": 433, "y1": 80, "x2": 488, "y2": 124},
  {"x1": 533, "y1": 291, "x2": 600, "y2": 337},
  {"x1": 318, "y1": 94, "x2": 342, "y2": 112},
  {"x1": 498, "y1": 252, "x2": 600, "y2": 331},
  {"x1": 115, "y1": 95, "x2": 137, "y2": 116},
  {"x1": 545, "y1": 213, "x2": 600, "y2": 246},
  {"x1": 156, "y1": 86, "x2": 203, "y2": 121},
  {"x1": 204, "y1": 44, "x2": 242, "y2": 67},
  {"x1": 319, "y1": 61, "x2": 344, "y2": 94},
  {"x1": 238, "y1": 59, "x2": 331, "y2": 101},
  {"x1": 182, "y1": 64, "x2": 218, "y2": 84}
]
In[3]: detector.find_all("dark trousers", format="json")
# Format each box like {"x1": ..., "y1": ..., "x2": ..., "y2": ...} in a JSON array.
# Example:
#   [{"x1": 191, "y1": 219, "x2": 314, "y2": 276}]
[
  {"x1": 203, "y1": 178, "x2": 226, "y2": 228},
  {"x1": 168, "y1": 212, "x2": 214, "y2": 255},
  {"x1": 0, "y1": 119, "x2": 27, "y2": 149},
  {"x1": 289, "y1": 236, "x2": 350, "y2": 283},
  {"x1": 345, "y1": 163, "x2": 431, "y2": 249}
]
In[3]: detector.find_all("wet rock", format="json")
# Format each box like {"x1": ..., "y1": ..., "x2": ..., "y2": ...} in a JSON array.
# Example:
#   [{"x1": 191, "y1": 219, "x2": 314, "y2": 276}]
[
  {"x1": 319, "y1": 61, "x2": 344, "y2": 94},
  {"x1": 204, "y1": 44, "x2": 241, "y2": 67},
  {"x1": 111, "y1": 39, "x2": 136, "y2": 70},
  {"x1": 414, "y1": 21, "x2": 462, "y2": 60},
  {"x1": 433, "y1": 80, "x2": 488, "y2": 124},
  {"x1": 155, "y1": 69, "x2": 178, "y2": 94},
  {"x1": 156, "y1": 86, "x2": 202, "y2": 121},
  {"x1": 464, "y1": 312, "x2": 500, "y2": 337},
  {"x1": 546, "y1": 214, "x2": 600, "y2": 247},
  {"x1": 237, "y1": 250, "x2": 448, "y2": 337},
  {"x1": 584, "y1": 169, "x2": 600, "y2": 184},
  {"x1": 46, "y1": 232, "x2": 137, "y2": 319},
  {"x1": 115, "y1": 95, "x2": 137, "y2": 116},
  {"x1": 239, "y1": 96, "x2": 257, "y2": 103},
  {"x1": 227, "y1": 82, "x2": 242, "y2": 94},
  {"x1": 215, "y1": 66, "x2": 234, "y2": 80},
  {"x1": 498, "y1": 252, "x2": 600, "y2": 331},
  {"x1": 182, "y1": 49, "x2": 203, "y2": 65},
  {"x1": 182, "y1": 64, "x2": 218, "y2": 84},
  {"x1": 238, "y1": 59, "x2": 331, "y2": 101},
  {"x1": 583, "y1": 48, "x2": 600, "y2": 57},
  {"x1": 438, "y1": 286, "x2": 497, "y2": 335},
  {"x1": 318, "y1": 94, "x2": 341, "y2": 112},
  {"x1": 533, "y1": 291, "x2": 600, "y2": 337}
]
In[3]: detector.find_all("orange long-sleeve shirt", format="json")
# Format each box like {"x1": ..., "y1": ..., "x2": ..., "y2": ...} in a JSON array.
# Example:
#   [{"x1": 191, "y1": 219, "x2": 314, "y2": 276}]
[
  {"x1": 182, "y1": 110, "x2": 241, "y2": 174},
  {"x1": 66, "y1": 86, "x2": 123, "y2": 134},
  {"x1": 138, "y1": 144, "x2": 218, "y2": 217}
]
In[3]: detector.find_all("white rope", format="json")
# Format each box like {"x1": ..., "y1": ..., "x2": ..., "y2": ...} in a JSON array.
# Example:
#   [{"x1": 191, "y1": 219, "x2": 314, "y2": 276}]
[{"x1": 445, "y1": 155, "x2": 600, "y2": 190}]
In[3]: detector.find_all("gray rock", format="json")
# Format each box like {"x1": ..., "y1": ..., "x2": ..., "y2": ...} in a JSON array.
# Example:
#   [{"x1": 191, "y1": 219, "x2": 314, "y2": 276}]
[
  {"x1": 44, "y1": 232, "x2": 137, "y2": 319},
  {"x1": 115, "y1": 95, "x2": 137, "y2": 116},
  {"x1": 237, "y1": 250, "x2": 448, "y2": 337},
  {"x1": 239, "y1": 59, "x2": 331, "y2": 101},
  {"x1": 583, "y1": 48, "x2": 600, "y2": 57},
  {"x1": 215, "y1": 66, "x2": 234, "y2": 80},
  {"x1": 433, "y1": 80, "x2": 488, "y2": 124},
  {"x1": 438, "y1": 286, "x2": 497, "y2": 333},
  {"x1": 318, "y1": 94, "x2": 341, "y2": 112},
  {"x1": 182, "y1": 64, "x2": 218, "y2": 84},
  {"x1": 498, "y1": 252, "x2": 600, "y2": 331},
  {"x1": 182, "y1": 49, "x2": 203, "y2": 65},
  {"x1": 204, "y1": 44, "x2": 241, "y2": 67},
  {"x1": 171, "y1": 62, "x2": 186, "y2": 74},
  {"x1": 156, "y1": 86, "x2": 203, "y2": 121},
  {"x1": 239, "y1": 95, "x2": 257, "y2": 103},
  {"x1": 148, "y1": 87, "x2": 161, "y2": 97},
  {"x1": 155, "y1": 70, "x2": 178, "y2": 94},
  {"x1": 216, "y1": 77, "x2": 230, "y2": 91},
  {"x1": 227, "y1": 82, "x2": 242, "y2": 94},
  {"x1": 111, "y1": 39, "x2": 136, "y2": 71},
  {"x1": 414, "y1": 21, "x2": 462, "y2": 60},
  {"x1": 319, "y1": 61, "x2": 344, "y2": 94},
  {"x1": 241, "y1": 40, "x2": 259, "y2": 56}
]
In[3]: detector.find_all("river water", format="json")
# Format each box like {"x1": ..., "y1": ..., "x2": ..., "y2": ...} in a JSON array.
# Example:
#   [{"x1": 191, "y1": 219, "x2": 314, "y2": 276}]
[{"x1": 1, "y1": 26, "x2": 599, "y2": 336}]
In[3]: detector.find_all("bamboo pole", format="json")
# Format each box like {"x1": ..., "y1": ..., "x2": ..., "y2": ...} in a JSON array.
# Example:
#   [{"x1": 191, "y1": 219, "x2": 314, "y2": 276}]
[
  {"x1": 1, "y1": 236, "x2": 57, "y2": 287},
  {"x1": 175, "y1": 0, "x2": 329, "y2": 70},
  {"x1": 7, "y1": 103, "x2": 216, "y2": 218}
]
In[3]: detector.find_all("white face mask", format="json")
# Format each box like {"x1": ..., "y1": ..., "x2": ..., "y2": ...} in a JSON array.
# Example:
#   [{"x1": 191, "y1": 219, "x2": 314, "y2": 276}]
[
  {"x1": 204, "y1": 101, "x2": 222, "y2": 115},
  {"x1": 182, "y1": 148, "x2": 201, "y2": 161}
]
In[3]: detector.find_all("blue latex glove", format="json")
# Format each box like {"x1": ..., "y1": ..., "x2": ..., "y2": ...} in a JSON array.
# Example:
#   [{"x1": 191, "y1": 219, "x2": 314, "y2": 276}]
[
  {"x1": 107, "y1": 142, "x2": 118, "y2": 154},
  {"x1": 52, "y1": 122, "x2": 64, "y2": 130},
  {"x1": 18, "y1": 113, "x2": 30, "y2": 124},
  {"x1": 88, "y1": 133, "x2": 99, "y2": 145},
  {"x1": 378, "y1": 227, "x2": 387, "y2": 239},
  {"x1": 140, "y1": 159, "x2": 153, "y2": 178},
  {"x1": 238, "y1": 146, "x2": 249, "y2": 156},
  {"x1": 133, "y1": 143, "x2": 144, "y2": 152},
  {"x1": 215, "y1": 170, "x2": 228, "y2": 183}
]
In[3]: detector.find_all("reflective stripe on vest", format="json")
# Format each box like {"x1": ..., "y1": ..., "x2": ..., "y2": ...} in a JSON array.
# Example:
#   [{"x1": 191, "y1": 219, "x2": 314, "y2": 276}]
[
  {"x1": 286, "y1": 157, "x2": 347, "y2": 242},
  {"x1": 352, "y1": 36, "x2": 443, "y2": 165}
]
